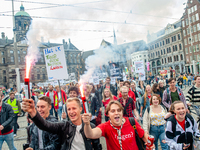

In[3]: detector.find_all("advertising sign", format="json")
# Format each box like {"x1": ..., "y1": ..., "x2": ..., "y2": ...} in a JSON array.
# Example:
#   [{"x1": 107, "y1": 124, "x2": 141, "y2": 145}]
[
  {"x1": 43, "y1": 45, "x2": 68, "y2": 80},
  {"x1": 147, "y1": 62, "x2": 150, "y2": 71}
]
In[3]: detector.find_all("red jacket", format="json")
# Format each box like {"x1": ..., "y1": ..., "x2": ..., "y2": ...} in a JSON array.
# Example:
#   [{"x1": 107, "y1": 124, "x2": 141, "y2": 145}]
[
  {"x1": 119, "y1": 88, "x2": 136, "y2": 102},
  {"x1": 53, "y1": 90, "x2": 67, "y2": 109},
  {"x1": 46, "y1": 90, "x2": 57, "y2": 97}
]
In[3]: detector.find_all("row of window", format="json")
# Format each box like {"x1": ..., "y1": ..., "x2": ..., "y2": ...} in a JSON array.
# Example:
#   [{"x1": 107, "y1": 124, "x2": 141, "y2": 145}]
[
  {"x1": 182, "y1": 13, "x2": 199, "y2": 28},
  {"x1": 150, "y1": 44, "x2": 182, "y2": 58},
  {"x1": 186, "y1": 54, "x2": 200, "y2": 62},
  {"x1": 185, "y1": 44, "x2": 200, "y2": 54},
  {"x1": 161, "y1": 55, "x2": 184, "y2": 64},
  {"x1": 183, "y1": 23, "x2": 200, "y2": 37},
  {"x1": 149, "y1": 34, "x2": 181, "y2": 50},
  {"x1": 184, "y1": 32, "x2": 200, "y2": 46},
  {"x1": 9, "y1": 50, "x2": 26, "y2": 55}
]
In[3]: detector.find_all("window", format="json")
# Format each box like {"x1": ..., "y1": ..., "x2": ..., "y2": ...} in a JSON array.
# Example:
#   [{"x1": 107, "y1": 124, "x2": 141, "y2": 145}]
[
  {"x1": 157, "y1": 43, "x2": 159, "y2": 47},
  {"x1": 10, "y1": 50, "x2": 13, "y2": 54},
  {"x1": 162, "y1": 59, "x2": 164, "y2": 64},
  {"x1": 18, "y1": 56, "x2": 20, "y2": 62},
  {"x1": 175, "y1": 45, "x2": 177, "y2": 51},
  {"x1": 37, "y1": 74, "x2": 40, "y2": 80},
  {"x1": 195, "y1": 34, "x2": 198, "y2": 42},
  {"x1": 178, "y1": 34, "x2": 181, "y2": 40},
  {"x1": 187, "y1": 28, "x2": 189, "y2": 35},
  {"x1": 163, "y1": 41, "x2": 165, "y2": 45},
  {"x1": 3, "y1": 70, "x2": 6, "y2": 75},
  {"x1": 194, "y1": 5, "x2": 197, "y2": 11},
  {"x1": 191, "y1": 7, "x2": 194, "y2": 13},
  {"x1": 37, "y1": 68, "x2": 40, "y2": 73},
  {"x1": 183, "y1": 30, "x2": 186, "y2": 36},
  {"x1": 2, "y1": 58, "x2": 5, "y2": 64},
  {"x1": 185, "y1": 48, "x2": 188, "y2": 54},
  {"x1": 23, "y1": 51, "x2": 26, "y2": 54},
  {"x1": 165, "y1": 58, "x2": 167, "y2": 63},
  {"x1": 169, "y1": 47, "x2": 171, "y2": 53},
  {"x1": 184, "y1": 39, "x2": 187, "y2": 45},
  {"x1": 167, "y1": 48, "x2": 169, "y2": 53},
  {"x1": 11, "y1": 56, "x2": 14, "y2": 62},
  {"x1": 196, "y1": 13, "x2": 199, "y2": 21},
  {"x1": 197, "y1": 23, "x2": 200, "y2": 31},
  {"x1": 174, "y1": 56, "x2": 176, "y2": 61},
  {"x1": 193, "y1": 45, "x2": 196, "y2": 52},
  {"x1": 189, "y1": 16, "x2": 192, "y2": 23},
  {"x1": 196, "y1": 44, "x2": 199, "y2": 51},
  {"x1": 139, "y1": 55, "x2": 142, "y2": 57},
  {"x1": 1, "y1": 52, "x2": 4, "y2": 56},
  {"x1": 172, "y1": 37, "x2": 174, "y2": 42},
  {"x1": 31, "y1": 74, "x2": 35, "y2": 80},
  {"x1": 182, "y1": 21, "x2": 185, "y2": 27},
  {"x1": 3, "y1": 76, "x2": 6, "y2": 82},
  {"x1": 158, "y1": 51, "x2": 160, "y2": 56},
  {"x1": 168, "y1": 38, "x2": 170, "y2": 44},
  {"x1": 18, "y1": 50, "x2": 20, "y2": 54},
  {"x1": 198, "y1": 55, "x2": 200, "y2": 61},
  {"x1": 164, "y1": 49, "x2": 166, "y2": 54},
  {"x1": 192, "y1": 15, "x2": 195, "y2": 22},
  {"x1": 156, "y1": 52, "x2": 157, "y2": 56},
  {"x1": 186, "y1": 18, "x2": 188, "y2": 25},
  {"x1": 166, "y1": 39, "x2": 168, "y2": 44},
  {"x1": 188, "y1": 37, "x2": 191, "y2": 44},
  {"x1": 43, "y1": 74, "x2": 46, "y2": 80},
  {"x1": 42, "y1": 68, "x2": 45, "y2": 72},
  {"x1": 173, "y1": 46, "x2": 175, "y2": 51},
  {"x1": 190, "y1": 56, "x2": 193, "y2": 62},
  {"x1": 189, "y1": 46, "x2": 192, "y2": 53},
  {"x1": 191, "y1": 26, "x2": 193, "y2": 33},
  {"x1": 174, "y1": 36, "x2": 176, "y2": 41},
  {"x1": 194, "y1": 25, "x2": 197, "y2": 32},
  {"x1": 198, "y1": 33, "x2": 200, "y2": 41},
  {"x1": 188, "y1": 9, "x2": 191, "y2": 15},
  {"x1": 179, "y1": 44, "x2": 182, "y2": 50},
  {"x1": 180, "y1": 54, "x2": 183, "y2": 60},
  {"x1": 160, "y1": 42, "x2": 162, "y2": 47}
]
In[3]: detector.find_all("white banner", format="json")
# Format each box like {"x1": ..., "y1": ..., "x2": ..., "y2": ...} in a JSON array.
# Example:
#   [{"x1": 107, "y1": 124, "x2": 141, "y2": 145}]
[
  {"x1": 69, "y1": 73, "x2": 76, "y2": 81},
  {"x1": 43, "y1": 45, "x2": 68, "y2": 80},
  {"x1": 135, "y1": 60, "x2": 144, "y2": 73},
  {"x1": 93, "y1": 76, "x2": 99, "y2": 85},
  {"x1": 111, "y1": 77, "x2": 116, "y2": 85},
  {"x1": 139, "y1": 72, "x2": 145, "y2": 81}
]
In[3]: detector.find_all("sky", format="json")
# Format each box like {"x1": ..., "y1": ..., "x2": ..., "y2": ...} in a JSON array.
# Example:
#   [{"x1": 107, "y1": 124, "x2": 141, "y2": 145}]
[{"x1": 0, "y1": 0, "x2": 187, "y2": 51}]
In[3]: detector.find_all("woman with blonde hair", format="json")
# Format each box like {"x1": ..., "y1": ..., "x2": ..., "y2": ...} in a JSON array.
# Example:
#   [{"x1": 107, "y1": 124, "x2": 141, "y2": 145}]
[
  {"x1": 102, "y1": 88, "x2": 118, "y2": 121},
  {"x1": 140, "y1": 85, "x2": 153, "y2": 117}
]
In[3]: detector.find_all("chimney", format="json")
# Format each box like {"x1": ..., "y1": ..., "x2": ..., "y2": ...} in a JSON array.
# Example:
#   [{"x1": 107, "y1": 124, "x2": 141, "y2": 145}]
[
  {"x1": 63, "y1": 39, "x2": 65, "y2": 44},
  {"x1": 41, "y1": 37, "x2": 44, "y2": 43},
  {"x1": 1, "y1": 32, "x2": 5, "y2": 39}
]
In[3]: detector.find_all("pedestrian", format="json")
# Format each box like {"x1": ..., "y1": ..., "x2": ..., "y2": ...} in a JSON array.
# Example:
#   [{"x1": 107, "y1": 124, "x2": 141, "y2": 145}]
[
  {"x1": 7, "y1": 92, "x2": 21, "y2": 137},
  {"x1": 46, "y1": 85, "x2": 57, "y2": 118},
  {"x1": 101, "y1": 77, "x2": 116, "y2": 96},
  {"x1": 143, "y1": 94, "x2": 168, "y2": 150},
  {"x1": 140, "y1": 85, "x2": 153, "y2": 118},
  {"x1": 162, "y1": 78, "x2": 188, "y2": 112},
  {"x1": 118, "y1": 86, "x2": 139, "y2": 121},
  {"x1": 165, "y1": 101, "x2": 200, "y2": 150},
  {"x1": 158, "y1": 80, "x2": 166, "y2": 94},
  {"x1": 84, "y1": 85, "x2": 100, "y2": 125},
  {"x1": 32, "y1": 89, "x2": 43, "y2": 106},
  {"x1": 183, "y1": 74, "x2": 187, "y2": 85},
  {"x1": 0, "y1": 93, "x2": 17, "y2": 150},
  {"x1": 26, "y1": 96, "x2": 60, "y2": 150},
  {"x1": 187, "y1": 73, "x2": 192, "y2": 86},
  {"x1": 177, "y1": 75, "x2": 183, "y2": 89},
  {"x1": 117, "y1": 80, "x2": 124, "y2": 98},
  {"x1": 82, "y1": 100, "x2": 154, "y2": 150},
  {"x1": 54, "y1": 85, "x2": 67, "y2": 120},
  {"x1": 22, "y1": 97, "x2": 102, "y2": 150},
  {"x1": 152, "y1": 83, "x2": 163, "y2": 99},
  {"x1": 138, "y1": 80, "x2": 145, "y2": 92},
  {"x1": 102, "y1": 88, "x2": 118, "y2": 121}
]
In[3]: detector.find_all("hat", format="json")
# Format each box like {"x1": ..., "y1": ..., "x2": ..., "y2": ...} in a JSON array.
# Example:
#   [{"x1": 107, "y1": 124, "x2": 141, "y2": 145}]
[{"x1": 34, "y1": 89, "x2": 41, "y2": 93}]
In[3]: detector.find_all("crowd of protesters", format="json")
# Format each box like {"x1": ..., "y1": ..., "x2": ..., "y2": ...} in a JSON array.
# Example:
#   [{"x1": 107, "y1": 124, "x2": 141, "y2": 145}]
[{"x1": 0, "y1": 73, "x2": 200, "y2": 149}]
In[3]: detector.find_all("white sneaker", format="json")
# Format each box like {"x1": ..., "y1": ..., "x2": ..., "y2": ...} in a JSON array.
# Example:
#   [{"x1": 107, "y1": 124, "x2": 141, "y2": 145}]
[{"x1": 14, "y1": 134, "x2": 17, "y2": 137}]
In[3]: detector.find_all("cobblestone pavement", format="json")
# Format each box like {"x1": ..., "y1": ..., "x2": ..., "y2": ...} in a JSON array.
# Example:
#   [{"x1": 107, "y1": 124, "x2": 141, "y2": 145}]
[{"x1": 1, "y1": 85, "x2": 192, "y2": 150}]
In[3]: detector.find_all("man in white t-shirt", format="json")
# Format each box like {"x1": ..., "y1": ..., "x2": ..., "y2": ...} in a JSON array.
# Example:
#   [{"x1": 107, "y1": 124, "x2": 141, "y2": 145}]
[{"x1": 22, "y1": 97, "x2": 102, "y2": 150}]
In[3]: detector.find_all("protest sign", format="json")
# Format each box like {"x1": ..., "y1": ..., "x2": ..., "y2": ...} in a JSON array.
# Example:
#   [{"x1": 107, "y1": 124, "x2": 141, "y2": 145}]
[
  {"x1": 43, "y1": 45, "x2": 68, "y2": 80},
  {"x1": 135, "y1": 61, "x2": 144, "y2": 73},
  {"x1": 111, "y1": 77, "x2": 116, "y2": 85},
  {"x1": 139, "y1": 72, "x2": 145, "y2": 81},
  {"x1": 93, "y1": 76, "x2": 99, "y2": 85}
]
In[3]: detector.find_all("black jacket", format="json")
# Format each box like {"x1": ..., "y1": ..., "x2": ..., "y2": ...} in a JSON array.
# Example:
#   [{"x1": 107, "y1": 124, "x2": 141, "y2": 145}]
[
  {"x1": 31, "y1": 112, "x2": 102, "y2": 150},
  {"x1": 102, "y1": 84, "x2": 116, "y2": 96},
  {"x1": 0, "y1": 103, "x2": 14, "y2": 134},
  {"x1": 30, "y1": 115, "x2": 60, "y2": 150}
]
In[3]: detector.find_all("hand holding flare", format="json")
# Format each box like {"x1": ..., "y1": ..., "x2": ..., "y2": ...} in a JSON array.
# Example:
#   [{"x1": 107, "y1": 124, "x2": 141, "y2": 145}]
[{"x1": 80, "y1": 85, "x2": 87, "y2": 113}]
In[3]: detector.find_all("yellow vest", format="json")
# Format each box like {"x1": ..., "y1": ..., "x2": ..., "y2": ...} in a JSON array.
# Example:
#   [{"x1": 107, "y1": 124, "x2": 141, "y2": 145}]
[
  {"x1": 7, "y1": 99, "x2": 19, "y2": 114},
  {"x1": 55, "y1": 95, "x2": 58, "y2": 106}
]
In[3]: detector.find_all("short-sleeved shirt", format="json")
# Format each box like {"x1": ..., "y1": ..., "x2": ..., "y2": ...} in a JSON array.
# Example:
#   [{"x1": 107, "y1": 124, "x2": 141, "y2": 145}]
[
  {"x1": 97, "y1": 117, "x2": 144, "y2": 150},
  {"x1": 119, "y1": 98, "x2": 136, "y2": 117},
  {"x1": 171, "y1": 90, "x2": 180, "y2": 103}
]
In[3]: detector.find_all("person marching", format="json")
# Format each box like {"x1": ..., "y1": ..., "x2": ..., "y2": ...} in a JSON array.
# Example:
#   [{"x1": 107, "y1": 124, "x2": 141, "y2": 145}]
[{"x1": 7, "y1": 92, "x2": 21, "y2": 137}]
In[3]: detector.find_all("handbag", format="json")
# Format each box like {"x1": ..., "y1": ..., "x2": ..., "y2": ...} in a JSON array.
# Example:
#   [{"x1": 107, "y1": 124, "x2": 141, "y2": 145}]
[{"x1": 129, "y1": 117, "x2": 145, "y2": 150}]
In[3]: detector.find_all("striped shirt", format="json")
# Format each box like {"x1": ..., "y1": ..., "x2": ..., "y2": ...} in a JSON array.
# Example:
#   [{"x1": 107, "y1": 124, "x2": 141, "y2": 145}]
[{"x1": 186, "y1": 86, "x2": 200, "y2": 103}]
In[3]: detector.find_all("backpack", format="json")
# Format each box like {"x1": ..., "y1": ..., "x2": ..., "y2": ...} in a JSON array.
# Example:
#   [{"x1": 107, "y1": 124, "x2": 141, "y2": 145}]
[
  {"x1": 118, "y1": 98, "x2": 133, "y2": 116},
  {"x1": 129, "y1": 117, "x2": 145, "y2": 150},
  {"x1": 171, "y1": 113, "x2": 194, "y2": 136}
]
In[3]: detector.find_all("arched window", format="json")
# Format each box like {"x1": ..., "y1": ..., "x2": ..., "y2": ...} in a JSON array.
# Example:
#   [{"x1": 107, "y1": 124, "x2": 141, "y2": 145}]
[
  {"x1": 161, "y1": 50, "x2": 163, "y2": 55},
  {"x1": 152, "y1": 61, "x2": 156, "y2": 67},
  {"x1": 162, "y1": 59, "x2": 164, "y2": 64},
  {"x1": 174, "y1": 56, "x2": 176, "y2": 61},
  {"x1": 158, "y1": 51, "x2": 160, "y2": 56},
  {"x1": 180, "y1": 54, "x2": 183, "y2": 60},
  {"x1": 74, "y1": 54, "x2": 77, "y2": 63},
  {"x1": 176, "y1": 55, "x2": 179, "y2": 61}
]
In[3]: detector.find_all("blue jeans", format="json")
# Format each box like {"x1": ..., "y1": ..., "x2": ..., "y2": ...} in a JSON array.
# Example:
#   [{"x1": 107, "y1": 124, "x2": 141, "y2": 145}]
[
  {"x1": 58, "y1": 106, "x2": 63, "y2": 120},
  {"x1": 150, "y1": 124, "x2": 168, "y2": 150},
  {"x1": 0, "y1": 132, "x2": 17, "y2": 150},
  {"x1": 188, "y1": 80, "x2": 191, "y2": 86},
  {"x1": 183, "y1": 79, "x2": 186, "y2": 85},
  {"x1": 50, "y1": 103, "x2": 58, "y2": 119}
]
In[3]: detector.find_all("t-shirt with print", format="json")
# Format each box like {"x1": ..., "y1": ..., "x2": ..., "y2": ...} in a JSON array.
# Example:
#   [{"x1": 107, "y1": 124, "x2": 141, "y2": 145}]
[{"x1": 97, "y1": 117, "x2": 144, "y2": 150}]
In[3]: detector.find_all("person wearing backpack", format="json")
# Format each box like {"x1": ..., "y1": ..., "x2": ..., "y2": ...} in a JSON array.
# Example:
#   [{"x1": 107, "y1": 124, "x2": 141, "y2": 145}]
[
  {"x1": 162, "y1": 78, "x2": 188, "y2": 112},
  {"x1": 143, "y1": 94, "x2": 168, "y2": 150},
  {"x1": 82, "y1": 100, "x2": 155, "y2": 150},
  {"x1": 165, "y1": 101, "x2": 200, "y2": 150}
]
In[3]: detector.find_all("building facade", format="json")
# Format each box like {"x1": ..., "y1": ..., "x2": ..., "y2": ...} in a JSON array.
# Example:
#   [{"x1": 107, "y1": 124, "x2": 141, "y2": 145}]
[
  {"x1": 181, "y1": 0, "x2": 200, "y2": 73},
  {"x1": 147, "y1": 20, "x2": 185, "y2": 75}
]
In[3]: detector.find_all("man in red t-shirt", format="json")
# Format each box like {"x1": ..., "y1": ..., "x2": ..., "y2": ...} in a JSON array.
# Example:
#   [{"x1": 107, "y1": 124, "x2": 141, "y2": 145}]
[{"x1": 82, "y1": 100, "x2": 153, "y2": 150}]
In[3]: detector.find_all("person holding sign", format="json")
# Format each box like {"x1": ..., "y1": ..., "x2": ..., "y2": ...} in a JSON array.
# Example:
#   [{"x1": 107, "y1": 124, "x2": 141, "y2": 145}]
[{"x1": 101, "y1": 77, "x2": 116, "y2": 96}]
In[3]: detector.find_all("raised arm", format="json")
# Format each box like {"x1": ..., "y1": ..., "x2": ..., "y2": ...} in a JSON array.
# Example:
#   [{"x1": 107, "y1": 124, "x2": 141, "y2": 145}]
[{"x1": 82, "y1": 113, "x2": 102, "y2": 139}]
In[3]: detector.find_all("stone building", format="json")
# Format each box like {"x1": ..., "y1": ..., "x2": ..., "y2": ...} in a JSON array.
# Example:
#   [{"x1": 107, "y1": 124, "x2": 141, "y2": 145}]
[
  {"x1": 181, "y1": 0, "x2": 200, "y2": 73},
  {"x1": 147, "y1": 20, "x2": 185, "y2": 75}
]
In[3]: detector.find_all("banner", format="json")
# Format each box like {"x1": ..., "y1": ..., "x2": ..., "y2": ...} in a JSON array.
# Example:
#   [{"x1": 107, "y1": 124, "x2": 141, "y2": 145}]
[
  {"x1": 69, "y1": 73, "x2": 76, "y2": 81},
  {"x1": 93, "y1": 76, "x2": 99, "y2": 85},
  {"x1": 135, "y1": 61, "x2": 144, "y2": 73},
  {"x1": 139, "y1": 72, "x2": 145, "y2": 81},
  {"x1": 111, "y1": 77, "x2": 116, "y2": 85},
  {"x1": 146, "y1": 62, "x2": 150, "y2": 71},
  {"x1": 43, "y1": 45, "x2": 68, "y2": 80},
  {"x1": 109, "y1": 62, "x2": 122, "y2": 79}
]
